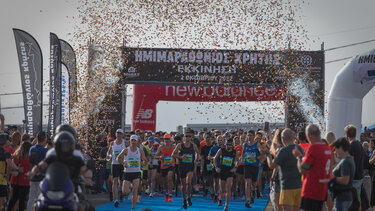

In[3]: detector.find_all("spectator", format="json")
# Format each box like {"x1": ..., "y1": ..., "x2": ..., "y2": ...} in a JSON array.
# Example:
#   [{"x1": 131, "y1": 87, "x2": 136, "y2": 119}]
[
  {"x1": 293, "y1": 124, "x2": 332, "y2": 211},
  {"x1": 7, "y1": 141, "x2": 32, "y2": 211},
  {"x1": 331, "y1": 137, "x2": 355, "y2": 211},
  {"x1": 345, "y1": 125, "x2": 364, "y2": 209},
  {"x1": 0, "y1": 132, "x2": 14, "y2": 209},
  {"x1": 27, "y1": 131, "x2": 48, "y2": 211},
  {"x1": 267, "y1": 128, "x2": 303, "y2": 211},
  {"x1": 297, "y1": 131, "x2": 309, "y2": 152},
  {"x1": 269, "y1": 128, "x2": 284, "y2": 211},
  {"x1": 21, "y1": 134, "x2": 30, "y2": 143}
]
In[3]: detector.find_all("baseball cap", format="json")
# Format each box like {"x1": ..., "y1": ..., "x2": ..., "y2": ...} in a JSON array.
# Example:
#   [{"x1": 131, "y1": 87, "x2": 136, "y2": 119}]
[
  {"x1": 148, "y1": 136, "x2": 155, "y2": 142},
  {"x1": 163, "y1": 134, "x2": 171, "y2": 139},
  {"x1": 107, "y1": 137, "x2": 115, "y2": 142},
  {"x1": 116, "y1": 129, "x2": 124, "y2": 134},
  {"x1": 130, "y1": 135, "x2": 138, "y2": 141},
  {"x1": 224, "y1": 132, "x2": 231, "y2": 137}
]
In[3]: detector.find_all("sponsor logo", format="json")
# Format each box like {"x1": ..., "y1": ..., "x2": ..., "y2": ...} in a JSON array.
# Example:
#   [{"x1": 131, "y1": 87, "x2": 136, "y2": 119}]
[
  {"x1": 165, "y1": 86, "x2": 278, "y2": 98},
  {"x1": 135, "y1": 109, "x2": 153, "y2": 119},
  {"x1": 301, "y1": 55, "x2": 312, "y2": 66},
  {"x1": 124, "y1": 66, "x2": 139, "y2": 78}
]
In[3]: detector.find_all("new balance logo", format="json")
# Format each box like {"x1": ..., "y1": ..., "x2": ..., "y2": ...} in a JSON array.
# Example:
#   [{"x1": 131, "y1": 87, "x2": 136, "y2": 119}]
[{"x1": 136, "y1": 109, "x2": 153, "y2": 119}]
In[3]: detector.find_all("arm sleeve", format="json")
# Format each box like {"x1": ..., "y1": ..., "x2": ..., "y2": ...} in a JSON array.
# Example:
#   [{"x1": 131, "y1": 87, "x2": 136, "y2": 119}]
[{"x1": 340, "y1": 159, "x2": 351, "y2": 177}]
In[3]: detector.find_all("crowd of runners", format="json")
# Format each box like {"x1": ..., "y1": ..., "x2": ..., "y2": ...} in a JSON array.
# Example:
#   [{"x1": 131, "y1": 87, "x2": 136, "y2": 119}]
[{"x1": 1, "y1": 112, "x2": 375, "y2": 211}]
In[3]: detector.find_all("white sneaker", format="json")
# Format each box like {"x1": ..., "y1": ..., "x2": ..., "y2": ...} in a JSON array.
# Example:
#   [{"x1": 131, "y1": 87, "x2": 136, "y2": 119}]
[
  {"x1": 149, "y1": 192, "x2": 154, "y2": 197},
  {"x1": 242, "y1": 195, "x2": 245, "y2": 201}
]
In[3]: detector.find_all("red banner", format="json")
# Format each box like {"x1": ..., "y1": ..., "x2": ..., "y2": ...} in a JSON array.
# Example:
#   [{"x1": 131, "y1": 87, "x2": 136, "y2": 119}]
[{"x1": 132, "y1": 84, "x2": 285, "y2": 131}]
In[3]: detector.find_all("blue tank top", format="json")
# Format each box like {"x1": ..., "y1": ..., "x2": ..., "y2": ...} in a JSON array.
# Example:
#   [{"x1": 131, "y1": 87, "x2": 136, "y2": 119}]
[{"x1": 243, "y1": 141, "x2": 260, "y2": 166}]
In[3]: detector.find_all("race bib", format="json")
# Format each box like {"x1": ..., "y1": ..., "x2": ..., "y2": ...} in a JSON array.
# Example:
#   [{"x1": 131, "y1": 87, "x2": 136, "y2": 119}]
[
  {"x1": 128, "y1": 158, "x2": 140, "y2": 168},
  {"x1": 151, "y1": 151, "x2": 156, "y2": 158},
  {"x1": 106, "y1": 162, "x2": 111, "y2": 169},
  {"x1": 222, "y1": 156, "x2": 233, "y2": 166},
  {"x1": 206, "y1": 163, "x2": 213, "y2": 171},
  {"x1": 114, "y1": 150, "x2": 121, "y2": 159},
  {"x1": 164, "y1": 156, "x2": 173, "y2": 165},
  {"x1": 245, "y1": 153, "x2": 256, "y2": 163},
  {"x1": 182, "y1": 154, "x2": 193, "y2": 163}
]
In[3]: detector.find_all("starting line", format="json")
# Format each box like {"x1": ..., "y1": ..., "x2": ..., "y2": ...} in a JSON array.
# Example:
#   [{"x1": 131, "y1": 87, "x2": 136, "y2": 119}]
[{"x1": 95, "y1": 195, "x2": 269, "y2": 211}]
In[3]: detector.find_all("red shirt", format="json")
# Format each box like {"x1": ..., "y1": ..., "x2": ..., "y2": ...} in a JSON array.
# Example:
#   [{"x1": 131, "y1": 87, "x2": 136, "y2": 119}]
[
  {"x1": 200, "y1": 140, "x2": 206, "y2": 149},
  {"x1": 299, "y1": 143, "x2": 310, "y2": 152},
  {"x1": 10, "y1": 157, "x2": 30, "y2": 186},
  {"x1": 160, "y1": 145, "x2": 175, "y2": 169},
  {"x1": 301, "y1": 143, "x2": 331, "y2": 201}
]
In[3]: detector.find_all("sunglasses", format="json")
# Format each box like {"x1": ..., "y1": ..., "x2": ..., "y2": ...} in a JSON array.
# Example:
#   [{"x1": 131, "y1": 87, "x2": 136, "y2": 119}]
[
  {"x1": 226, "y1": 143, "x2": 233, "y2": 146},
  {"x1": 164, "y1": 138, "x2": 170, "y2": 140},
  {"x1": 185, "y1": 135, "x2": 192, "y2": 138}
]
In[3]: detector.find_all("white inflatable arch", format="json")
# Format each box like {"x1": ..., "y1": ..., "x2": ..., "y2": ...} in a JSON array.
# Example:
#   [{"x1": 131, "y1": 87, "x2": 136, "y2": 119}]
[{"x1": 327, "y1": 48, "x2": 375, "y2": 139}]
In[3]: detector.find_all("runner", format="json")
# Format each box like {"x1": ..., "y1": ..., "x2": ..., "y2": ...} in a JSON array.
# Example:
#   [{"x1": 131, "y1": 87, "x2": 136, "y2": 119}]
[
  {"x1": 200, "y1": 132, "x2": 214, "y2": 198},
  {"x1": 234, "y1": 135, "x2": 245, "y2": 200},
  {"x1": 117, "y1": 135, "x2": 148, "y2": 211},
  {"x1": 106, "y1": 128, "x2": 125, "y2": 208},
  {"x1": 293, "y1": 124, "x2": 332, "y2": 211},
  {"x1": 241, "y1": 130, "x2": 263, "y2": 208},
  {"x1": 148, "y1": 136, "x2": 159, "y2": 197},
  {"x1": 214, "y1": 138, "x2": 239, "y2": 211},
  {"x1": 172, "y1": 129, "x2": 200, "y2": 209},
  {"x1": 208, "y1": 135, "x2": 225, "y2": 203},
  {"x1": 156, "y1": 133, "x2": 175, "y2": 202}
]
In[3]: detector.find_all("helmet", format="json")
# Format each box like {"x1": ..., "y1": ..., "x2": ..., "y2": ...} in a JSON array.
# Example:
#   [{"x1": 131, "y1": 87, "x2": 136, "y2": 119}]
[
  {"x1": 55, "y1": 124, "x2": 77, "y2": 141},
  {"x1": 53, "y1": 131, "x2": 75, "y2": 157}
]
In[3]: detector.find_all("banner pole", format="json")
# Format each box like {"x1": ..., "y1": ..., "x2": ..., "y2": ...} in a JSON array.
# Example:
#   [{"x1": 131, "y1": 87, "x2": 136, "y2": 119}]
[{"x1": 121, "y1": 84, "x2": 127, "y2": 132}]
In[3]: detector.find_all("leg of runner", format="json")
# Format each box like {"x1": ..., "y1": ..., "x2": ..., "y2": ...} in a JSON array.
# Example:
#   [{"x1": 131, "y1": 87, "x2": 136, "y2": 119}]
[
  {"x1": 180, "y1": 176, "x2": 188, "y2": 209},
  {"x1": 224, "y1": 177, "x2": 234, "y2": 211},
  {"x1": 186, "y1": 171, "x2": 194, "y2": 206},
  {"x1": 106, "y1": 175, "x2": 113, "y2": 201},
  {"x1": 167, "y1": 170, "x2": 174, "y2": 201},
  {"x1": 150, "y1": 168, "x2": 156, "y2": 197},
  {"x1": 245, "y1": 178, "x2": 252, "y2": 208},
  {"x1": 112, "y1": 177, "x2": 119, "y2": 207},
  {"x1": 130, "y1": 179, "x2": 140, "y2": 210},
  {"x1": 213, "y1": 175, "x2": 220, "y2": 202},
  {"x1": 218, "y1": 179, "x2": 225, "y2": 206}
]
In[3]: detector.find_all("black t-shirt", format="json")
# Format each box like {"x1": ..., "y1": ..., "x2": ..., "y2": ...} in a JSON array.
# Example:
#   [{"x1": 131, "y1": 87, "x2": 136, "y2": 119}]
[
  {"x1": 201, "y1": 144, "x2": 213, "y2": 166},
  {"x1": 45, "y1": 155, "x2": 85, "y2": 180},
  {"x1": 349, "y1": 140, "x2": 364, "y2": 180}
]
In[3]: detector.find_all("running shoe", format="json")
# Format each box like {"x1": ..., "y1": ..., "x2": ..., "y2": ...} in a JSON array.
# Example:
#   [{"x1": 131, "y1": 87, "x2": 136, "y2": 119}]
[
  {"x1": 218, "y1": 199, "x2": 222, "y2": 206},
  {"x1": 245, "y1": 201, "x2": 251, "y2": 208},
  {"x1": 131, "y1": 208, "x2": 135, "y2": 211},
  {"x1": 203, "y1": 189, "x2": 208, "y2": 197},
  {"x1": 149, "y1": 192, "x2": 154, "y2": 197},
  {"x1": 183, "y1": 199, "x2": 188, "y2": 209},
  {"x1": 251, "y1": 197, "x2": 254, "y2": 204},
  {"x1": 188, "y1": 197, "x2": 192, "y2": 206},
  {"x1": 210, "y1": 193, "x2": 215, "y2": 200},
  {"x1": 224, "y1": 206, "x2": 229, "y2": 211},
  {"x1": 213, "y1": 195, "x2": 218, "y2": 203},
  {"x1": 165, "y1": 194, "x2": 169, "y2": 202},
  {"x1": 241, "y1": 195, "x2": 245, "y2": 201},
  {"x1": 168, "y1": 195, "x2": 173, "y2": 202},
  {"x1": 114, "y1": 200, "x2": 119, "y2": 208},
  {"x1": 120, "y1": 194, "x2": 124, "y2": 202}
]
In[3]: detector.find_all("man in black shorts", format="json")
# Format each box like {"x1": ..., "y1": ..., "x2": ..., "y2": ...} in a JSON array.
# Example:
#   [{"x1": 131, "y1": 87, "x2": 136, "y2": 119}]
[
  {"x1": 173, "y1": 130, "x2": 200, "y2": 209},
  {"x1": 200, "y1": 132, "x2": 214, "y2": 198}
]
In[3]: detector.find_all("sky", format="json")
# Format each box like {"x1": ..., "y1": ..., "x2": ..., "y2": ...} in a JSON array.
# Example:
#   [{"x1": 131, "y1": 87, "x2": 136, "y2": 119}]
[{"x1": 1, "y1": 0, "x2": 375, "y2": 132}]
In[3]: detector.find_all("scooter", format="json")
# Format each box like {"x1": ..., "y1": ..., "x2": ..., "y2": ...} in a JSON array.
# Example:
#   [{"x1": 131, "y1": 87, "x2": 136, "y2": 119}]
[{"x1": 35, "y1": 161, "x2": 77, "y2": 211}]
